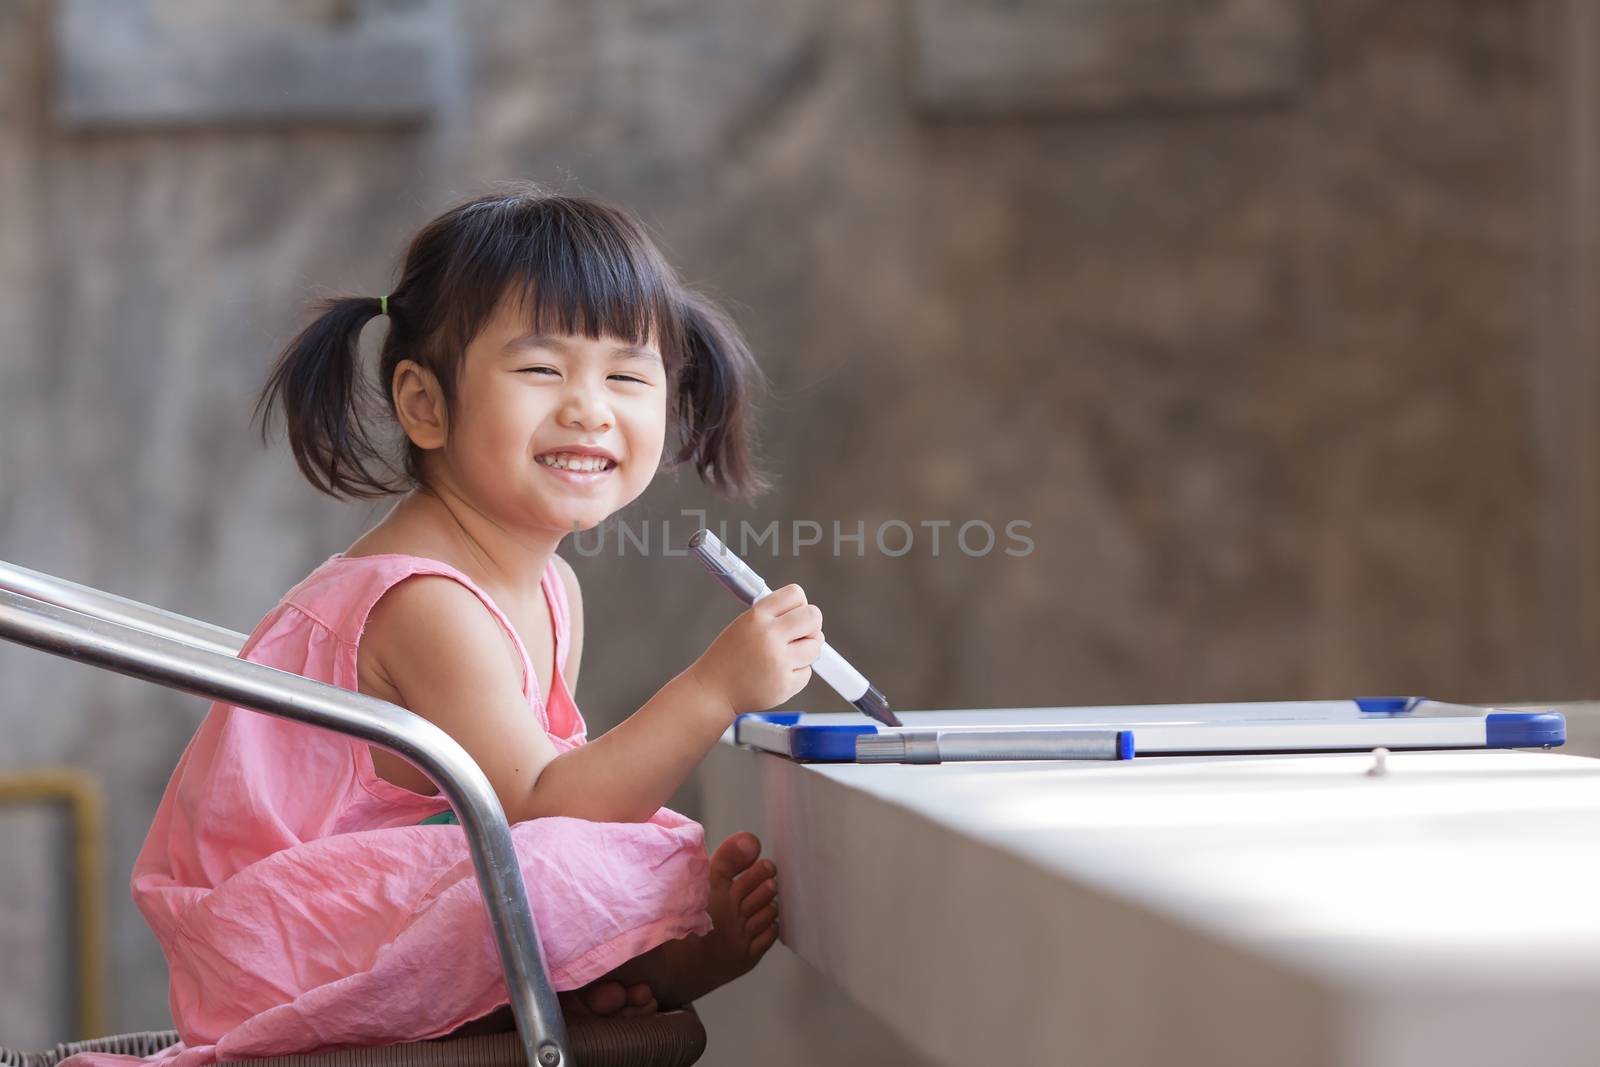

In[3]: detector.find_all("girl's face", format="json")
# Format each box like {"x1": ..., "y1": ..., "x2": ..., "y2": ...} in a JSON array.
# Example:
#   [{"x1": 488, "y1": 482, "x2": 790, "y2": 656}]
[{"x1": 434, "y1": 300, "x2": 669, "y2": 536}]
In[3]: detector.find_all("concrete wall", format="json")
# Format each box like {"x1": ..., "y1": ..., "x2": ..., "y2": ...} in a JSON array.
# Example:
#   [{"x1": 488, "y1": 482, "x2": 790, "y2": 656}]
[{"x1": 1, "y1": 0, "x2": 1596, "y2": 1061}]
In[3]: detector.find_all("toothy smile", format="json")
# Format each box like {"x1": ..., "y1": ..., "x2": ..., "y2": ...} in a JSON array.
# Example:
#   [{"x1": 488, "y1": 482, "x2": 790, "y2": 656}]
[{"x1": 536, "y1": 452, "x2": 617, "y2": 472}]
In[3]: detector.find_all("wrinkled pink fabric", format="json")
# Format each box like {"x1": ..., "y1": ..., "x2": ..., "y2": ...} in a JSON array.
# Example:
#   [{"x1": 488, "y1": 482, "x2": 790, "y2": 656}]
[{"x1": 65, "y1": 553, "x2": 710, "y2": 1067}]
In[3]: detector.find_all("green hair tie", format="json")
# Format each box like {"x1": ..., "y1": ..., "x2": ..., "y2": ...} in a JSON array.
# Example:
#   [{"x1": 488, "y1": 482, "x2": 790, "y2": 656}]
[{"x1": 379, "y1": 294, "x2": 389, "y2": 316}]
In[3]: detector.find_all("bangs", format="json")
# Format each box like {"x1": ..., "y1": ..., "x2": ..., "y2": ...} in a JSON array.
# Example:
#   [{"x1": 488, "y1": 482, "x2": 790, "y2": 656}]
[{"x1": 436, "y1": 194, "x2": 681, "y2": 368}]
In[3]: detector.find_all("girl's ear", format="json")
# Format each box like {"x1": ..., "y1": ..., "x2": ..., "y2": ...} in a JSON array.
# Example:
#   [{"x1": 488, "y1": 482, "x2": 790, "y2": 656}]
[{"x1": 393, "y1": 359, "x2": 449, "y2": 450}]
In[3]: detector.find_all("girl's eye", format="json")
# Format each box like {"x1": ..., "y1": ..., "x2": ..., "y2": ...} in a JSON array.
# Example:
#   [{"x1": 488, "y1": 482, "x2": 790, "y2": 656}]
[
  {"x1": 609, "y1": 375, "x2": 648, "y2": 385},
  {"x1": 519, "y1": 367, "x2": 559, "y2": 376}
]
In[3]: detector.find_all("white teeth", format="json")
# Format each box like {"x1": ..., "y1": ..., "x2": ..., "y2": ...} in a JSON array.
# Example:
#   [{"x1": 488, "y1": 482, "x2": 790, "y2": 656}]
[{"x1": 537, "y1": 452, "x2": 613, "y2": 472}]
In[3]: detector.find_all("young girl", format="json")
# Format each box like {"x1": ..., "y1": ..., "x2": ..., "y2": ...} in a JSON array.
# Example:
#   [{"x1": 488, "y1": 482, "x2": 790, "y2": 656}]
[{"x1": 125, "y1": 187, "x2": 820, "y2": 1064}]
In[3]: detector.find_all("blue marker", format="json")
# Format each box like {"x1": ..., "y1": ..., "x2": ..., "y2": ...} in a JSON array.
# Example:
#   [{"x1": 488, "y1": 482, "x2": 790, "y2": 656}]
[{"x1": 687, "y1": 529, "x2": 901, "y2": 727}]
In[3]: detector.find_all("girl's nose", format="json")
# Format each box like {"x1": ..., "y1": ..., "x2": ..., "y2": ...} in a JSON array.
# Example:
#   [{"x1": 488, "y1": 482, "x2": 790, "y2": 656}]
[{"x1": 559, "y1": 383, "x2": 613, "y2": 432}]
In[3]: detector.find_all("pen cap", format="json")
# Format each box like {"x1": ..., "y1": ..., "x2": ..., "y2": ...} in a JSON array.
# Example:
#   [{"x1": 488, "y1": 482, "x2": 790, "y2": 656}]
[
  {"x1": 688, "y1": 529, "x2": 771, "y2": 601},
  {"x1": 856, "y1": 732, "x2": 941, "y2": 764}
]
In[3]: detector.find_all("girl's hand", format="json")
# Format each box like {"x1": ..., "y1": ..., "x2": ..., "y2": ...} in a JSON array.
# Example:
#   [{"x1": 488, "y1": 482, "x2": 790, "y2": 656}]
[{"x1": 692, "y1": 584, "x2": 823, "y2": 716}]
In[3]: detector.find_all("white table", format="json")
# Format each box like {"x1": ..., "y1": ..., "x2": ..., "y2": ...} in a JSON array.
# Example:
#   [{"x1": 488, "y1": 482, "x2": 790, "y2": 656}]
[{"x1": 697, "y1": 714, "x2": 1600, "y2": 1067}]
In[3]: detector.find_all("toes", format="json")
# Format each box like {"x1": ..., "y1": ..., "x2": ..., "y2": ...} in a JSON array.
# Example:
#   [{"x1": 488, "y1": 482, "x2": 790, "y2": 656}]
[
  {"x1": 576, "y1": 980, "x2": 627, "y2": 1016},
  {"x1": 749, "y1": 924, "x2": 779, "y2": 958},
  {"x1": 739, "y1": 878, "x2": 777, "y2": 917},
  {"x1": 620, "y1": 984, "x2": 658, "y2": 1017},
  {"x1": 709, "y1": 832, "x2": 761, "y2": 884},
  {"x1": 745, "y1": 902, "x2": 779, "y2": 936},
  {"x1": 731, "y1": 859, "x2": 776, "y2": 901}
]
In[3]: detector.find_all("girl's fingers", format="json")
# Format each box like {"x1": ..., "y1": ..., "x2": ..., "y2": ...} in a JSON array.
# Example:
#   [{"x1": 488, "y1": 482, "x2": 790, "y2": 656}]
[
  {"x1": 775, "y1": 603, "x2": 823, "y2": 637},
  {"x1": 755, "y1": 584, "x2": 806, "y2": 619},
  {"x1": 787, "y1": 636, "x2": 822, "y2": 666}
]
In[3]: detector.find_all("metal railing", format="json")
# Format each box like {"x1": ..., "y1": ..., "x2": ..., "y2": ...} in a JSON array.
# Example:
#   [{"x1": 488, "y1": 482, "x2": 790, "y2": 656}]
[
  {"x1": 0, "y1": 562, "x2": 247, "y2": 657},
  {"x1": 0, "y1": 561, "x2": 571, "y2": 1067}
]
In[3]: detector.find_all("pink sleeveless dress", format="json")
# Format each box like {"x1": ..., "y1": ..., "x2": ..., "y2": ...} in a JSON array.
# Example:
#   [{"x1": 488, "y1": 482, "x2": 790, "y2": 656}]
[{"x1": 94, "y1": 553, "x2": 711, "y2": 1067}]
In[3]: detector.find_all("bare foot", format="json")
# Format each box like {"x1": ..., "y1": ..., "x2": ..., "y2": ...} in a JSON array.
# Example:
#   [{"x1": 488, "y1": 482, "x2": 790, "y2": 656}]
[
  {"x1": 446, "y1": 979, "x2": 657, "y2": 1038},
  {"x1": 696, "y1": 831, "x2": 781, "y2": 985},
  {"x1": 561, "y1": 979, "x2": 658, "y2": 1019},
  {"x1": 605, "y1": 831, "x2": 780, "y2": 1007}
]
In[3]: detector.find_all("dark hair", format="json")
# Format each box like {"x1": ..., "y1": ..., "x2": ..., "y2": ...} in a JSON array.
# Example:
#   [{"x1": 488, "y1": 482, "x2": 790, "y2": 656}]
[{"x1": 255, "y1": 186, "x2": 768, "y2": 499}]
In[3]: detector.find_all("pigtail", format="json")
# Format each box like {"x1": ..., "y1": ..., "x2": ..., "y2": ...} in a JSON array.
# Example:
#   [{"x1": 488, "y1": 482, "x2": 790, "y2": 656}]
[
  {"x1": 254, "y1": 295, "x2": 400, "y2": 499},
  {"x1": 672, "y1": 290, "x2": 770, "y2": 499},
  {"x1": 254, "y1": 189, "x2": 764, "y2": 500}
]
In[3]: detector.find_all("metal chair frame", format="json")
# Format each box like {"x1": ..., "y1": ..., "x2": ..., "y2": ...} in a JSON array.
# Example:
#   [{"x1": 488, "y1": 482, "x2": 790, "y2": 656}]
[{"x1": 0, "y1": 561, "x2": 572, "y2": 1067}]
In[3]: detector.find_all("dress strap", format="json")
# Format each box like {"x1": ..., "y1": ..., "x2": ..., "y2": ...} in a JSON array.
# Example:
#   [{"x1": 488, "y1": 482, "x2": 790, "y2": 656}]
[
  {"x1": 537, "y1": 557, "x2": 587, "y2": 747},
  {"x1": 542, "y1": 556, "x2": 572, "y2": 665}
]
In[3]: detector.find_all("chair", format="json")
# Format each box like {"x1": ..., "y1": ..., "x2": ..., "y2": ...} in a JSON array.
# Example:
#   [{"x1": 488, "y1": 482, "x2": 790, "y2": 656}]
[{"x1": 0, "y1": 561, "x2": 707, "y2": 1067}]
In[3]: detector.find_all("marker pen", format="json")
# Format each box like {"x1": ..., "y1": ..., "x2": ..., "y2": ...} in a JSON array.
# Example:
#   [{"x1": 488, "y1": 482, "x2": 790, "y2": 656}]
[
  {"x1": 687, "y1": 528, "x2": 901, "y2": 727},
  {"x1": 856, "y1": 727, "x2": 1133, "y2": 764}
]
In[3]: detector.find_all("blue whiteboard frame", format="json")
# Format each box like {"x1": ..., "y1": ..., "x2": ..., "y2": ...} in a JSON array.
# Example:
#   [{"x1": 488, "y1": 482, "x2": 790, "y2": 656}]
[{"x1": 734, "y1": 704, "x2": 1566, "y2": 764}]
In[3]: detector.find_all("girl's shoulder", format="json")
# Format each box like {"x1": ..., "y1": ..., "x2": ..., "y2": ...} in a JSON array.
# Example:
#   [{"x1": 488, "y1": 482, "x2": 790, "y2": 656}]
[{"x1": 278, "y1": 552, "x2": 483, "y2": 645}]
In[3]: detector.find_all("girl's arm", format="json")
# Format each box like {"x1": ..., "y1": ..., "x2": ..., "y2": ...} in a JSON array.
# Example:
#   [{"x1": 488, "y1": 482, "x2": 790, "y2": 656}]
[{"x1": 363, "y1": 573, "x2": 820, "y2": 824}]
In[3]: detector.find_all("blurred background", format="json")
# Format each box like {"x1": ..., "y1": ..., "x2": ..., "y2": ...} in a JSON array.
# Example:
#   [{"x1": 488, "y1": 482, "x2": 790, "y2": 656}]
[{"x1": 3, "y1": 0, "x2": 1598, "y2": 1062}]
